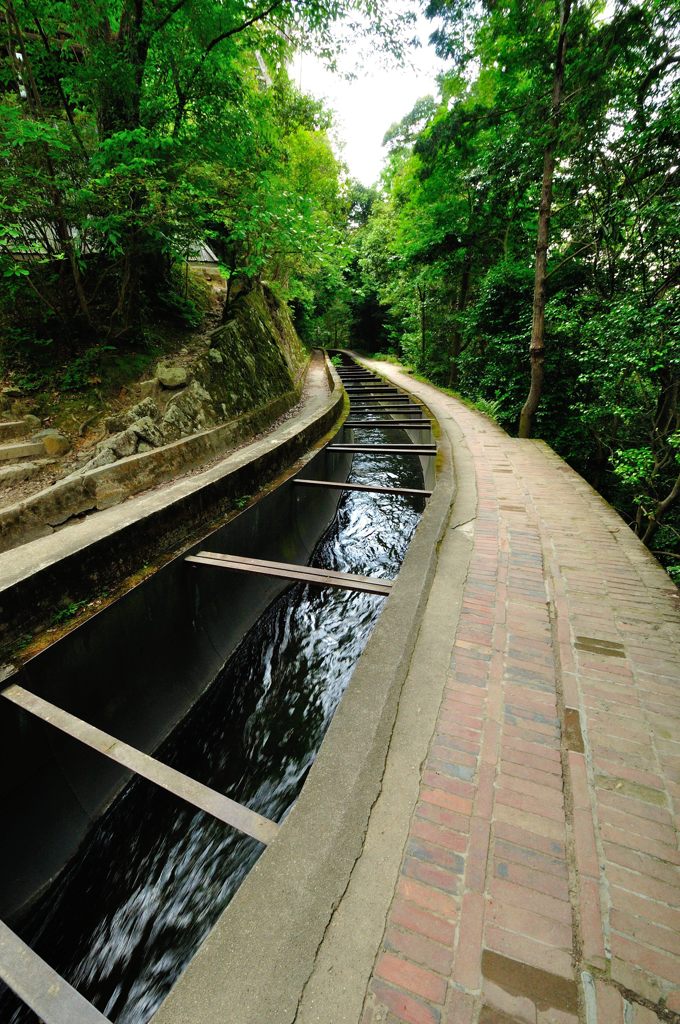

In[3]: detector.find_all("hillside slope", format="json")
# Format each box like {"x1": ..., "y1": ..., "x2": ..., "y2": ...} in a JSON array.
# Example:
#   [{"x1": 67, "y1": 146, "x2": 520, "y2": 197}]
[{"x1": 0, "y1": 285, "x2": 312, "y2": 551}]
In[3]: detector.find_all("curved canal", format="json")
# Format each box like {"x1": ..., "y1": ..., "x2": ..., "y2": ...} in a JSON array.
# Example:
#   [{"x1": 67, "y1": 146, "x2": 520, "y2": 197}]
[{"x1": 0, "y1": 376, "x2": 429, "y2": 1023}]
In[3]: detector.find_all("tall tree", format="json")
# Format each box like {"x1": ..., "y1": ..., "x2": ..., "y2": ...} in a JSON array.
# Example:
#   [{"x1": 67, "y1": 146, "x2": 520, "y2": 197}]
[
  {"x1": 519, "y1": 0, "x2": 572, "y2": 438},
  {"x1": 354, "y1": 0, "x2": 680, "y2": 577},
  {"x1": 1, "y1": 0, "x2": 413, "y2": 342}
]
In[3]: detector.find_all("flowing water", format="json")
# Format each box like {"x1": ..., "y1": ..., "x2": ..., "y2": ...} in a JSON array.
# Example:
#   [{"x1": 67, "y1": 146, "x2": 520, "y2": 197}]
[{"x1": 0, "y1": 417, "x2": 427, "y2": 1024}]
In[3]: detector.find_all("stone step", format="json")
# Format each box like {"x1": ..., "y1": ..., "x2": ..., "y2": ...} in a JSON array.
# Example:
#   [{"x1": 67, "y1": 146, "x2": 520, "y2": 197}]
[
  {"x1": 0, "y1": 461, "x2": 50, "y2": 485},
  {"x1": 0, "y1": 420, "x2": 31, "y2": 443},
  {"x1": 0, "y1": 440, "x2": 45, "y2": 463}
]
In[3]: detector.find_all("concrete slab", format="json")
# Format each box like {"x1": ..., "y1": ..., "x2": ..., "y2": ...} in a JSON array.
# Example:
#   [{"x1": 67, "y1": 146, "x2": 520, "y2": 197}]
[
  {"x1": 0, "y1": 462, "x2": 45, "y2": 485},
  {"x1": 0, "y1": 421, "x2": 31, "y2": 443}
]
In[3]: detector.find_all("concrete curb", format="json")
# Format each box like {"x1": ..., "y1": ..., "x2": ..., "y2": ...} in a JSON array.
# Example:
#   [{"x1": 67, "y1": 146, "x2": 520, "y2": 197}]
[
  {"x1": 151, "y1": 360, "x2": 460, "y2": 1024},
  {"x1": 0, "y1": 359, "x2": 344, "y2": 656}
]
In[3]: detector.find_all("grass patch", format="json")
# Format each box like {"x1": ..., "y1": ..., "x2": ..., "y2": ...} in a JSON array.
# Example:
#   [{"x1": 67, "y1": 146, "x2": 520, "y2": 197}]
[
  {"x1": 51, "y1": 599, "x2": 90, "y2": 626},
  {"x1": 365, "y1": 353, "x2": 504, "y2": 425}
]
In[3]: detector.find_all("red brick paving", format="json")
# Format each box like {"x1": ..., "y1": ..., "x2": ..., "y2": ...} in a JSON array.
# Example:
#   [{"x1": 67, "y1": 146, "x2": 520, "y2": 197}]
[{"x1": 361, "y1": 390, "x2": 680, "y2": 1023}]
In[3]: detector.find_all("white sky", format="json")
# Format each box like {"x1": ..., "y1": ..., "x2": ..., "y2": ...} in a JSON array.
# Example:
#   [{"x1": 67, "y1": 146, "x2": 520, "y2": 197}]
[
  {"x1": 293, "y1": 15, "x2": 448, "y2": 186},
  {"x1": 295, "y1": 0, "x2": 617, "y2": 186}
]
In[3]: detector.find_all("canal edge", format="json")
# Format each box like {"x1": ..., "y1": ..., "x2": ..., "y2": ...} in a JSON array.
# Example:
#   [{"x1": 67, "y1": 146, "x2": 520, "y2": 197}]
[{"x1": 149, "y1": 360, "x2": 468, "y2": 1024}]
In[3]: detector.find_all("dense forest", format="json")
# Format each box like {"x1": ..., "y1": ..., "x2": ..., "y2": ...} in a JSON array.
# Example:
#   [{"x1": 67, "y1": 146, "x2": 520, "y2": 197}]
[
  {"x1": 343, "y1": 0, "x2": 680, "y2": 581},
  {"x1": 1, "y1": 0, "x2": 679, "y2": 577},
  {"x1": 0, "y1": 0, "x2": 399, "y2": 344}
]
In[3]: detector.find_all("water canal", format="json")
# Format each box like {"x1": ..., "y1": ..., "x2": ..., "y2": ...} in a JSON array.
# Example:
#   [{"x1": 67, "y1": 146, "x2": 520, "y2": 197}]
[{"x1": 0, "y1": 363, "x2": 430, "y2": 1023}]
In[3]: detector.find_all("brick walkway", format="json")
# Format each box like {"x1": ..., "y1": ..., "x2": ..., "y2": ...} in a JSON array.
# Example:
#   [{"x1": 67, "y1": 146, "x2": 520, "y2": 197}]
[{"x1": 361, "y1": 390, "x2": 680, "y2": 1024}]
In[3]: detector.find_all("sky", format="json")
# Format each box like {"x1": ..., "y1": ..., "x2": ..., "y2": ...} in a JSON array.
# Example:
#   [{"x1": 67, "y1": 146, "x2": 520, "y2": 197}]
[
  {"x1": 292, "y1": 15, "x2": 448, "y2": 186},
  {"x1": 292, "y1": 1, "x2": 619, "y2": 186}
]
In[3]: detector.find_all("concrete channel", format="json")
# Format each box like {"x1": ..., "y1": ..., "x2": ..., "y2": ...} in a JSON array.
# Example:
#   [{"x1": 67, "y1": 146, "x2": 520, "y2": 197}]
[{"x1": 0, "y1": 352, "x2": 457, "y2": 1023}]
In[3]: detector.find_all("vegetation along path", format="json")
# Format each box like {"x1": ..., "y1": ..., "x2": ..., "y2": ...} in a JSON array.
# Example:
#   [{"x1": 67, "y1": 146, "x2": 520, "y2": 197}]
[
  {"x1": 296, "y1": 359, "x2": 680, "y2": 1024},
  {"x1": 2, "y1": 0, "x2": 678, "y2": 1017}
]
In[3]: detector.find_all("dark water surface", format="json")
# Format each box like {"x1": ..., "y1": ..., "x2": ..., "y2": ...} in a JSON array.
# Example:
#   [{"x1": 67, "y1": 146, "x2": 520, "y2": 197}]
[{"x1": 1, "y1": 423, "x2": 426, "y2": 1024}]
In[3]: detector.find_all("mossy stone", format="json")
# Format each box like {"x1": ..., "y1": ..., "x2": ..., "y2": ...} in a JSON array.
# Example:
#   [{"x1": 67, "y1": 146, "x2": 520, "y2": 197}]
[{"x1": 156, "y1": 365, "x2": 188, "y2": 389}]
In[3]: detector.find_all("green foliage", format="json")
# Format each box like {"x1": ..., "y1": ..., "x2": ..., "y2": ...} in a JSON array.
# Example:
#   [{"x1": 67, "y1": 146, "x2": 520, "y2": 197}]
[
  {"x1": 0, "y1": 0, "x2": 409, "y2": 366},
  {"x1": 371, "y1": 352, "x2": 404, "y2": 365},
  {"x1": 52, "y1": 599, "x2": 89, "y2": 625},
  {"x1": 348, "y1": 0, "x2": 680, "y2": 578},
  {"x1": 157, "y1": 288, "x2": 203, "y2": 329},
  {"x1": 471, "y1": 397, "x2": 504, "y2": 423},
  {"x1": 60, "y1": 346, "x2": 116, "y2": 391},
  {"x1": 613, "y1": 447, "x2": 657, "y2": 491}
]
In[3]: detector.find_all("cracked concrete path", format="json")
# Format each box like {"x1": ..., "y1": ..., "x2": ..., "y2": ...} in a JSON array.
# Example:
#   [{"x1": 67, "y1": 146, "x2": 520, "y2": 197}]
[{"x1": 299, "y1": 360, "x2": 680, "y2": 1024}]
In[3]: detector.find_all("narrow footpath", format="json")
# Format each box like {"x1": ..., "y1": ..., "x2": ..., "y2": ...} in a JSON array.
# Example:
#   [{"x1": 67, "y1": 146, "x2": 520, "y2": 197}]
[{"x1": 297, "y1": 360, "x2": 680, "y2": 1024}]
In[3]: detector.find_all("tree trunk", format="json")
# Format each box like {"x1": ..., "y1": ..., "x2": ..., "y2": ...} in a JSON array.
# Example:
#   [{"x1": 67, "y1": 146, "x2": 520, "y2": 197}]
[
  {"x1": 640, "y1": 470, "x2": 680, "y2": 547},
  {"x1": 5, "y1": 2, "x2": 91, "y2": 323},
  {"x1": 417, "y1": 284, "x2": 426, "y2": 362},
  {"x1": 518, "y1": 0, "x2": 572, "y2": 438},
  {"x1": 93, "y1": 1, "x2": 149, "y2": 136},
  {"x1": 449, "y1": 250, "x2": 472, "y2": 387}
]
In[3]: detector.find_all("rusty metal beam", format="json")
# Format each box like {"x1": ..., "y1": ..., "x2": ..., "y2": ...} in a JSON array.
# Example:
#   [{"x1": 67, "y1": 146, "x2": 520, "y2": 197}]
[
  {"x1": 2, "y1": 686, "x2": 279, "y2": 846},
  {"x1": 293, "y1": 479, "x2": 432, "y2": 498},
  {"x1": 187, "y1": 552, "x2": 393, "y2": 597}
]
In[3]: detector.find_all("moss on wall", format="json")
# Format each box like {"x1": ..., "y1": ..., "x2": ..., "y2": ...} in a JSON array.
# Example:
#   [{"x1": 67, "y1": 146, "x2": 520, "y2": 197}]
[
  {"x1": 76, "y1": 285, "x2": 310, "y2": 475},
  {"x1": 201, "y1": 286, "x2": 309, "y2": 418}
]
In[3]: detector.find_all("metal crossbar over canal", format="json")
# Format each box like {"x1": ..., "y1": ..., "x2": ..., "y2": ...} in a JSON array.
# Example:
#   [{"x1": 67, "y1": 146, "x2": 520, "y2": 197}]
[
  {"x1": 348, "y1": 399, "x2": 413, "y2": 403},
  {"x1": 328, "y1": 444, "x2": 436, "y2": 456},
  {"x1": 0, "y1": 678, "x2": 280, "y2": 1023},
  {"x1": 293, "y1": 479, "x2": 433, "y2": 499},
  {"x1": 2, "y1": 685, "x2": 279, "y2": 846},
  {"x1": 348, "y1": 411, "x2": 418, "y2": 418},
  {"x1": 0, "y1": 922, "x2": 113, "y2": 1024},
  {"x1": 348, "y1": 410, "x2": 426, "y2": 416},
  {"x1": 186, "y1": 552, "x2": 394, "y2": 597},
  {"x1": 344, "y1": 420, "x2": 431, "y2": 428}
]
